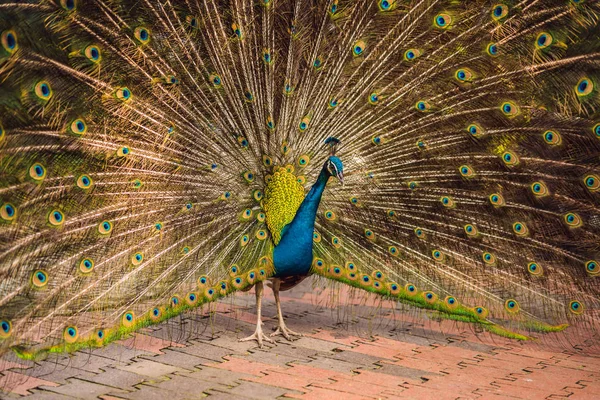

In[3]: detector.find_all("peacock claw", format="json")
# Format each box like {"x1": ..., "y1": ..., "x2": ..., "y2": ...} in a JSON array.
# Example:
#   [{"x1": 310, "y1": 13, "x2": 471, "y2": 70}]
[
  {"x1": 239, "y1": 327, "x2": 275, "y2": 348},
  {"x1": 270, "y1": 325, "x2": 303, "y2": 341}
]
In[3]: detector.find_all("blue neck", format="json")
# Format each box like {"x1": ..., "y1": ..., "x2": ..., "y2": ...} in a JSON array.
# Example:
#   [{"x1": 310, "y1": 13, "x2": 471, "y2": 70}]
[
  {"x1": 295, "y1": 168, "x2": 329, "y2": 226},
  {"x1": 272, "y1": 167, "x2": 329, "y2": 277}
]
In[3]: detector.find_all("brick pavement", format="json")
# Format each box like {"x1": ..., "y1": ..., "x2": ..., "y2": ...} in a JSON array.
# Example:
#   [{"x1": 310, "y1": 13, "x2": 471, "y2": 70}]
[{"x1": 1, "y1": 278, "x2": 599, "y2": 399}]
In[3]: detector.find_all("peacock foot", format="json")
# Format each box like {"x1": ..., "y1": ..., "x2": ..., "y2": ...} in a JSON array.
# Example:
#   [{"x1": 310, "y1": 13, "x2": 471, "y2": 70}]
[
  {"x1": 239, "y1": 326, "x2": 275, "y2": 348},
  {"x1": 270, "y1": 323, "x2": 303, "y2": 341}
]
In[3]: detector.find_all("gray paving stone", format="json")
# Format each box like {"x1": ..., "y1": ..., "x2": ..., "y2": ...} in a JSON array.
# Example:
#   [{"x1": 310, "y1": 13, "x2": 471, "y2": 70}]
[
  {"x1": 173, "y1": 340, "x2": 236, "y2": 363},
  {"x1": 144, "y1": 318, "x2": 210, "y2": 345},
  {"x1": 320, "y1": 348, "x2": 384, "y2": 367},
  {"x1": 56, "y1": 352, "x2": 119, "y2": 373},
  {"x1": 293, "y1": 356, "x2": 363, "y2": 374},
  {"x1": 197, "y1": 333, "x2": 275, "y2": 353},
  {"x1": 15, "y1": 361, "x2": 96, "y2": 385},
  {"x1": 88, "y1": 344, "x2": 153, "y2": 366},
  {"x1": 87, "y1": 366, "x2": 148, "y2": 389},
  {"x1": 177, "y1": 366, "x2": 256, "y2": 387},
  {"x1": 6, "y1": 389, "x2": 74, "y2": 399},
  {"x1": 115, "y1": 359, "x2": 183, "y2": 378},
  {"x1": 149, "y1": 372, "x2": 228, "y2": 397},
  {"x1": 203, "y1": 390, "x2": 252, "y2": 400},
  {"x1": 243, "y1": 347, "x2": 312, "y2": 367},
  {"x1": 115, "y1": 384, "x2": 172, "y2": 400},
  {"x1": 254, "y1": 341, "x2": 320, "y2": 361},
  {"x1": 0, "y1": 354, "x2": 36, "y2": 370},
  {"x1": 285, "y1": 336, "x2": 350, "y2": 353},
  {"x1": 385, "y1": 330, "x2": 439, "y2": 347},
  {"x1": 140, "y1": 349, "x2": 205, "y2": 370},
  {"x1": 211, "y1": 380, "x2": 295, "y2": 399},
  {"x1": 40, "y1": 378, "x2": 127, "y2": 399},
  {"x1": 209, "y1": 313, "x2": 255, "y2": 332},
  {"x1": 359, "y1": 361, "x2": 441, "y2": 381}
]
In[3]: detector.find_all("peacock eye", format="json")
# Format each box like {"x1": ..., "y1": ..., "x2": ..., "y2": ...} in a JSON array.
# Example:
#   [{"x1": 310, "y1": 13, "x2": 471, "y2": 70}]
[{"x1": 327, "y1": 161, "x2": 335, "y2": 174}]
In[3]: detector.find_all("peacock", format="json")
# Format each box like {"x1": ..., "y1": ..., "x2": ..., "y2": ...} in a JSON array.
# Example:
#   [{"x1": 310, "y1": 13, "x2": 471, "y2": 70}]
[{"x1": 0, "y1": 0, "x2": 599, "y2": 358}]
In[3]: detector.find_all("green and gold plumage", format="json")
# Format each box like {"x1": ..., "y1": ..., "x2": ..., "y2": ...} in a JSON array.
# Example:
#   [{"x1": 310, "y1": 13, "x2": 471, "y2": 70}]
[
  {"x1": 263, "y1": 166, "x2": 305, "y2": 245},
  {"x1": 0, "y1": 0, "x2": 599, "y2": 358}
]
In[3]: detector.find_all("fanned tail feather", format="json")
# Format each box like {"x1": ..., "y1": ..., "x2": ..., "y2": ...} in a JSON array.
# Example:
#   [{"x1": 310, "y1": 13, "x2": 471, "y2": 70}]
[{"x1": 0, "y1": 0, "x2": 599, "y2": 358}]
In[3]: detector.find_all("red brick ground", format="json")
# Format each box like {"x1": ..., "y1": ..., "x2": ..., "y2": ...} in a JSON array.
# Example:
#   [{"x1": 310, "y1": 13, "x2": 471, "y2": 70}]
[{"x1": 1, "y1": 278, "x2": 599, "y2": 399}]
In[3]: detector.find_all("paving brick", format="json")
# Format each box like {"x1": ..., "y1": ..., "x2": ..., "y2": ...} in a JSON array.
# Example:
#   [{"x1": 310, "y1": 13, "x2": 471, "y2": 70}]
[
  {"x1": 383, "y1": 355, "x2": 451, "y2": 375},
  {"x1": 202, "y1": 389, "x2": 253, "y2": 399},
  {"x1": 111, "y1": 384, "x2": 171, "y2": 400},
  {"x1": 292, "y1": 356, "x2": 366, "y2": 375},
  {"x1": 393, "y1": 384, "x2": 459, "y2": 400},
  {"x1": 9, "y1": 389, "x2": 73, "y2": 399},
  {"x1": 499, "y1": 365, "x2": 594, "y2": 394},
  {"x1": 284, "y1": 386, "x2": 375, "y2": 400},
  {"x1": 55, "y1": 352, "x2": 119, "y2": 373},
  {"x1": 115, "y1": 359, "x2": 183, "y2": 379},
  {"x1": 148, "y1": 372, "x2": 227, "y2": 397},
  {"x1": 241, "y1": 348, "x2": 308, "y2": 367},
  {"x1": 0, "y1": 361, "x2": 29, "y2": 373},
  {"x1": 284, "y1": 363, "x2": 349, "y2": 381},
  {"x1": 178, "y1": 365, "x2": 256, "y2": 387},
  {"x1": 343, "y1": 369, "x2": 418, "y2": 389},
  {"x1": 41, "y1": 378, "x2": 127, "y2": 398},
  {"x1": 361, "y1": 359, "x2": 439, "y2": 382},
  {"x1": 172, "y1": 340, "x2": 234, "y2": 363},
  {"x1": 87, "y1": 366, "x2": 147, "y2": 389},
  {"x1": 89, "y1": 343, "x2": 154, "y2": 366},
  {"x1": 139, "y1": 321, "x2": 196, "y2": 344},
  {"x1": 117, "y1": 334, "x2": 186, "y2": 355},
  {"x1": 319, "y1": 348, "x2": 383, "y2": 368},
  {"x1": 285, "y1": 336, "x2": 349, "y2": 353},
  {"x1": 140, "y1": 348, "x2": 205, "y2": 370},
  {"x1": 252, "y1": 341, "x2": 318, "y2": 362},
  {"x1": 342, "y1": 341, "x2": 401, "y2": 360},
  {"x1": 208, "y1": 355, "x2": 279, "y2": 376},
  {"x1": 217, "y1": 380, "x2": 300, "y2": 399},
  {"x1": 247, "y1": 369, "x2": 320, "y2": 392},
  {"x1": 308, "y1": 330, "x2": 360, "y2": 347},
  {"x1": 212, "y1": 303, "x2": 268, "y2": 325},
  {"x1": 311, "y1": 377, "x2": 393, "y2": 398},
  {"x1": 12, "y1": 359, "x2": 96, "y2": 385},
  {"x1": 2, "y1": 276, "x2": 599, "y2": 400},
  {"x1": 197, "y1": 333, "x2": 275, "y2": 353},
  {"x1": 0, "y1": 371, "x2": 60, "y2": 396}
]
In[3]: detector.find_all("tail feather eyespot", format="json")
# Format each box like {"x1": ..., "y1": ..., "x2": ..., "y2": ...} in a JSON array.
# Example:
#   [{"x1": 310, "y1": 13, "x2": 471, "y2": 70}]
[
  {"x1": 79, "y1": 258, "x2": 94, "y2": 273},
  {"x1": 1, "y1": 30, "x2": 18, "y2": 54},
  {"x1": 528, "y1": 262, "x2": 543, "y2": 276},
  {"x1": 122, "y1": 312, "x2": 135, "y2": 327},
  {"x1": 0, "y1": 320, "x2": 12, "y2": 338},
  {"x1": 444, "y1": 296, "x2": 458, "y2": 309},
  {"x1": 64, "y1": 326, "x2": 79, "y2": 343},
  {"x1": 569, "y1": 300, "x2": 584, "y2": 315},
  {"x1": 134, "y1": 27, "x2": 151, "y2": 44},
  {"x1": 504, "y1": 299, "x2": 520, "y2": 313}
]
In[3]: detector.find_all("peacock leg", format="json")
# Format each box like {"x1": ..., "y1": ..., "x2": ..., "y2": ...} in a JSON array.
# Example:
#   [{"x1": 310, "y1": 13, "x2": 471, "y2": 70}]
[
  {"x1": 239, "y1": 281, "x2": 274, "y2": 348},
  {"x1": 270, "y1": 278, "x2": 303, "y2": 340}
]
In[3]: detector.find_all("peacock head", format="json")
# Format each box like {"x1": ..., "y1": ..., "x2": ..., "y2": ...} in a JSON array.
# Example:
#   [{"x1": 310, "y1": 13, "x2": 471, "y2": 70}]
[
  {"x1": 323, "y1": 137, "x2": 343, "y2": 184},
  {"x1": 325, "y1": 156, "x2": 344, "y2": 185}
]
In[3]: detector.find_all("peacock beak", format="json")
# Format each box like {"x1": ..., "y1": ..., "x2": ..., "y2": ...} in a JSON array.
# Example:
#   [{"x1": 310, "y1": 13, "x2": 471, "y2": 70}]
[{"x1": 337, "y1": 171, "x2": 344, "y2": 186}]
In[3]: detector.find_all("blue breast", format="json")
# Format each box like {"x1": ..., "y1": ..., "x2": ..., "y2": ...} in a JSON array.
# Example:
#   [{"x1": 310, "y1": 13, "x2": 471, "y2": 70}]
[
  {"x1": 272, "y1": 168, "x2": 328, "y2": 278},
  {"x1": 273, "y1": 214, "x2": 315, "y2": 277}
]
